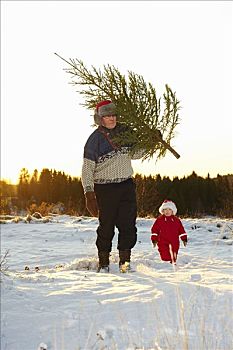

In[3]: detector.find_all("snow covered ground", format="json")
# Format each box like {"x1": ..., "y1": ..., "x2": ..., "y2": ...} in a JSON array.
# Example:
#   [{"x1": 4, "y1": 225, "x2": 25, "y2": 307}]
[{"x1": 1, "y1": 215, "x2": 233, "y2": 350}]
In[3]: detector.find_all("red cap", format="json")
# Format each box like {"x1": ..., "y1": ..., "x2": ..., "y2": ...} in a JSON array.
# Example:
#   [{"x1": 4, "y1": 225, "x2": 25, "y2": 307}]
[{"x1": 96, "y1": 100, "x2": 112, "y2": 112}]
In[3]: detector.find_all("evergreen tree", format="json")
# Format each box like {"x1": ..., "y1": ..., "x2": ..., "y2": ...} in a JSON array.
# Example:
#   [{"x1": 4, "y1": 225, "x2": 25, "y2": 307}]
[
  {"x1": 17, "y1": 168, "x2": 30, "y2": 207},
  {"x1": 73, "y1": 177, "x2": 86, "y2": 215},
  {"x1": 55, "y1": 53, "x2": 181, "y2": 160},
  {"x1": 141, "y1": 175, "x2": 160, "y2": 217},
  {"x1": 39, "y1": 169, "x2": 53, "y2": 203},
  {"x1": 170, "y1": 176, "x2": 186, "y2": 214},
  {"x1": 215, "y1": 175, "x2": 233, "y2": 217},
  {"x1": 29, "y1": 169, "x2": 39, "y2": 203},
  {"x1": 134, "y1": 174, "x2": 144, "y2": 216},
  {"x1": 51, "y1": 170, "x2": 68, "y2": 203},
  {"x1": 156, "y1": 176, "x2": 172, "y2": 202}
]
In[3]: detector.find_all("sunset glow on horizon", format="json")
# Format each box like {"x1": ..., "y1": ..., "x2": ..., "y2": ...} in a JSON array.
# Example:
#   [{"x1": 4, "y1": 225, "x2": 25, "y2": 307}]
[{"x1": 1, "y1": 1, "x2": 233, "y2": 185}]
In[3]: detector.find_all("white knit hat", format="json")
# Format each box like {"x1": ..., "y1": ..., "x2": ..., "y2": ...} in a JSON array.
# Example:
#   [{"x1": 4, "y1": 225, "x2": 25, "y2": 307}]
[{"x1": 159, "y1": 200, "x2": 177, "y2": 215}]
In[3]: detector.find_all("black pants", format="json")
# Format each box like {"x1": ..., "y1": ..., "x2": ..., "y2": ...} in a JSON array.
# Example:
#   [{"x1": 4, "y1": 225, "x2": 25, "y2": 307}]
[{"x1": 94, "y1": 178, "x2": 137, "y2": 252}]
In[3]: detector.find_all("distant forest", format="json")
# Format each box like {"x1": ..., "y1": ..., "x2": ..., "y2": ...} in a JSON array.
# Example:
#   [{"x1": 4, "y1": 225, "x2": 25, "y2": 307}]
[{"x1": 1, "y1": 168, "x2": 233, "y2": 218}]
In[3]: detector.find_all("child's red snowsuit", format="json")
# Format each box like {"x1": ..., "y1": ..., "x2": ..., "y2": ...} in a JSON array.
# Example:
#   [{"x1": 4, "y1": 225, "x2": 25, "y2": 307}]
[{"x1": 151, "y1": 215, "x2": 187, "y2": 263}]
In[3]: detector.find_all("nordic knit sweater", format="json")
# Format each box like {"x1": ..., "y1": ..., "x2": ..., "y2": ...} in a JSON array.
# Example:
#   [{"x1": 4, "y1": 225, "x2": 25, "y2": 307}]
[{"x1": 81, "y1": 124, "x2": 145, "y2": 193}]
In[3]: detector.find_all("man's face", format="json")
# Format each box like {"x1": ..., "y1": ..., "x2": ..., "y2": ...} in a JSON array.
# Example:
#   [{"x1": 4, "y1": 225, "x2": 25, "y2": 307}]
[{"x1": 101, "y1": 115, "x2": 117, "y2": 129}]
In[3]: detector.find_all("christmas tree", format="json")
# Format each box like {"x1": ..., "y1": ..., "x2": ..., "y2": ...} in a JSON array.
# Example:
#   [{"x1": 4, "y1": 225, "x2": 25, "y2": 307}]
[{"x1": 55, "y1": 53, "x2": 181, "y2": 160}]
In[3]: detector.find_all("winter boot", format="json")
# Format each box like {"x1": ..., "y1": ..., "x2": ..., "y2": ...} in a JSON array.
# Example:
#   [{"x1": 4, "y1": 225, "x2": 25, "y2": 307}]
[
  {"x1": 97, "y1": 251, "x2": 110, "y2": 273},
  {"x1": 119, "y1": 250, "x2": 131, "y2": 273}
]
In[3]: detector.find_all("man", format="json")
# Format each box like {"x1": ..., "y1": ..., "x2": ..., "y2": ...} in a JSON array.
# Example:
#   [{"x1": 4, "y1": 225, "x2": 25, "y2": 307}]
[{"x1": 81, "y1": 100, "x2": 145, "y2": 273}]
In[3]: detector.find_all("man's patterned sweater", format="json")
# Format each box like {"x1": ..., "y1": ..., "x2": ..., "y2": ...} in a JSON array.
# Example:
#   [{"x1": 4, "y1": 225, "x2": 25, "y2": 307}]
[{"x1": 81, "y1": 124, "x2": 145, "y2": 193}]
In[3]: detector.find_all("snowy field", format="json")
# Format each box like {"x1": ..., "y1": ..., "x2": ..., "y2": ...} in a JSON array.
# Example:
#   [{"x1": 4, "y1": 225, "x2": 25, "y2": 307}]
[{"x1": 1, "y1": 215, "x2": 233, "y2": 350}]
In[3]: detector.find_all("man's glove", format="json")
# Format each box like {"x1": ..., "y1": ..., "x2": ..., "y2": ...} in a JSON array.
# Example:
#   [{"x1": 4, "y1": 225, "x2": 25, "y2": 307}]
[
  {"x1": 152, "y1": 241, "x2": 157, "y2": 248},
  {"x1": 183, "y1": 240, "x2": 187, "y2": 247},
  {"x1": 85, "y1": 191, "x2": 99, "y2": 217}
]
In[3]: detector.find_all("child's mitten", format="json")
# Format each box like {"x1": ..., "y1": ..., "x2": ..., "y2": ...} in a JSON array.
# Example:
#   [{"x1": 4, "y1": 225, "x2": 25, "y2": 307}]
[
  {"x1": 183, "y1": 240, "x2": 187, "y2": 247},
  {"x1": 152, "y1": 241, "x2": 157, "y2": 248}
]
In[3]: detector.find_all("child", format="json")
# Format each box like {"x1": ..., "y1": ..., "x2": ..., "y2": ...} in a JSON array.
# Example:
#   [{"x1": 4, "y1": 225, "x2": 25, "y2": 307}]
[{"x1": 151, "y1": 200, "x2": 187, "y2": 264}]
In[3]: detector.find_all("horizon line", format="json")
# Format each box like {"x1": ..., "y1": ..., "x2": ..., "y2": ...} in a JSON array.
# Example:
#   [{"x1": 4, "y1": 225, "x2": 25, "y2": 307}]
[{"x1": 1, "y1": 170, "x2": 233, "y2": 185}]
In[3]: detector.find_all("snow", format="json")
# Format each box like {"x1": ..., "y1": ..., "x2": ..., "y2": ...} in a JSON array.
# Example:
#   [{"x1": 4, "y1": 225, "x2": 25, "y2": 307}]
[{"x1": 1, "y1": 215, "x2": 233, "y2": 350}]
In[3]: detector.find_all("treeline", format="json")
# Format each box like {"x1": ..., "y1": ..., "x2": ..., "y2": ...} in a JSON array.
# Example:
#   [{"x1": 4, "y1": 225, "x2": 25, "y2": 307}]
[
  {"x1": 1, "y1": 168, "x2": 233, "y2": 217},
  {"x1": 134, "y1": 172, "x2": 233, "y2": 217}
]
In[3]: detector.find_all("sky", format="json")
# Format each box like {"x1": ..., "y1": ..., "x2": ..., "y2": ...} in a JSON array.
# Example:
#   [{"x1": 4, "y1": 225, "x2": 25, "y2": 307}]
[
  {"x1": 1, "y1": 0, "x2": 233, "y2": 184},
  {"x1": 1, "y1": 215, "x2": 233, "y2": 349}
]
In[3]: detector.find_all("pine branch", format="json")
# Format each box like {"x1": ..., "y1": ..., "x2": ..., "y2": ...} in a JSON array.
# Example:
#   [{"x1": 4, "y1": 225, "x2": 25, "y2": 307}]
[{"x1": 55, "y1": 53, "x2": 181, "y2": 159}]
